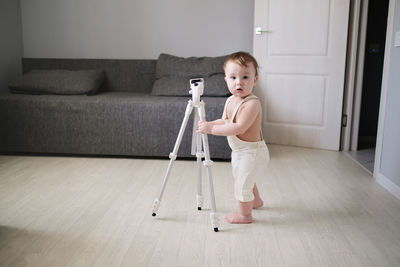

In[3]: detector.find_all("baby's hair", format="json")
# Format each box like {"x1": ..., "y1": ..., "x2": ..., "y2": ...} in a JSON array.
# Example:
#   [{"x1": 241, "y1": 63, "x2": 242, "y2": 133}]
[{"x1": 224, "y1": 51, "x2": 259, "y2": 76}]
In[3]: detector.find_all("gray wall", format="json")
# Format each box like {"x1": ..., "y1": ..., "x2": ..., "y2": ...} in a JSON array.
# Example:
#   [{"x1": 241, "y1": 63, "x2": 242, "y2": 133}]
[
  {"x1": 21, "y1": 0, "x2": 254, "y2": 59},
  {"x1": 380, "y1": 0, "x2": 400, "y2": 187},
  {"x1": 0, "y1": 0, "x2": 23, "y2": 94}
]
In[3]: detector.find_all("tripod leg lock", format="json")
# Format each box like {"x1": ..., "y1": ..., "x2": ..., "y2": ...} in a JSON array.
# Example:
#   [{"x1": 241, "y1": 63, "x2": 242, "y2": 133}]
[
  {"x1": 169, "y1": 153, "x2": 177, "y2": 161},
  {"x1": 196, "y1": 152, "x2": 204, "y2": 158},
  {"x1": 203, "y1": 160, "x2": 213, "y2": 167}
]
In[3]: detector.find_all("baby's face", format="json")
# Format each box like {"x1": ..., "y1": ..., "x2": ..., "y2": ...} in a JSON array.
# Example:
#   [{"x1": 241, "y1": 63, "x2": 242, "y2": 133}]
[{"x1": 224, "y1": 61, "x2": 258, "y2": 98}]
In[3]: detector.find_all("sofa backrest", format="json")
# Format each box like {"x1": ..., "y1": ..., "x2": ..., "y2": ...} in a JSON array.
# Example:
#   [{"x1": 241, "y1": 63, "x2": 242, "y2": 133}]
[{"x1": 22, "y1": 58, "x2": 156, "y2": 93}]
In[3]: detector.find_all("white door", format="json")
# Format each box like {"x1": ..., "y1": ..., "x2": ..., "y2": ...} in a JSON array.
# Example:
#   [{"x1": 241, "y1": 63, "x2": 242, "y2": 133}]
[{"x1": 253, "y1": 0, "x2": 350, "y2": 150}]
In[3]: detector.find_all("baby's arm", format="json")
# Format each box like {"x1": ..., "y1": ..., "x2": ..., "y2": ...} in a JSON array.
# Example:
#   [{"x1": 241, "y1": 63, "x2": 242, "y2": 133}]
[
  {"x1": 197, "y1": 119, "x2": 224, "y2": 134},
  {"x1": 197, "y1": 100, "x2": 260, "y2": 136}
]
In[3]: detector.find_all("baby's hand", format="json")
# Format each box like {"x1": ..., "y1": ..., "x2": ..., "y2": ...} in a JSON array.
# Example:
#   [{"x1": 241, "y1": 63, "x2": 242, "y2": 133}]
[{"x1": 197, "y1": 120, "x2": 212, "y2": 134}]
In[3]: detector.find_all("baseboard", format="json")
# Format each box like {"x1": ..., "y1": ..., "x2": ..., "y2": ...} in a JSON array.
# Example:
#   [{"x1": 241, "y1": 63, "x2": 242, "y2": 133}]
[{"x1": 376, "y1": 172, "x2": 400, "y2": 200}]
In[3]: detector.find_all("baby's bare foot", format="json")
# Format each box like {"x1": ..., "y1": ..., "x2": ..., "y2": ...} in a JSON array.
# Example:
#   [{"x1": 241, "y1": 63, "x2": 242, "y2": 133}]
[
  {"x1": 253, "y1": 198, "x2": 264, "y2": 209},
  {"x1": 225, "y1": 212, "x2": 253, "y2": 224}
]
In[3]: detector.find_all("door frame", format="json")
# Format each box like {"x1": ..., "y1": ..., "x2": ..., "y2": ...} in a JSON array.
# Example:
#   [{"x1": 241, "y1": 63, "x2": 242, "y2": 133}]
[
  {"x1": 341, "y1": 0, "x2": 368, "y2": 151},
  {"x1": 341, "y1": 0, "x2": 395, "y2": 180}
]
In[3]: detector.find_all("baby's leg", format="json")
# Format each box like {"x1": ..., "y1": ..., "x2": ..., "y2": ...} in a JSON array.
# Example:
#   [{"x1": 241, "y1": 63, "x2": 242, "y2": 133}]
[
  {"x1": 252, "y1": 184, "x2": 264, "y2": 209},
  {"x1": 225, "y1": 201, "x2": 253, "y2": 224}
]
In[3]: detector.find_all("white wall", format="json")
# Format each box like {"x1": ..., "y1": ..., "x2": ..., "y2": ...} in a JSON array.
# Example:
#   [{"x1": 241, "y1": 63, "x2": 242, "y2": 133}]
[
  {"x1": 0, "y1": 0, "x2": 23, "y2": 94},
  {"x1": 21, "y1": 0, "x2": 254, "y2": 59},
  {"x1": 373, "y1": 0, "x2": 400, "y2": 201},
  {"x1": 379, "y1": 0, "x2": 400, "y2": 189}
]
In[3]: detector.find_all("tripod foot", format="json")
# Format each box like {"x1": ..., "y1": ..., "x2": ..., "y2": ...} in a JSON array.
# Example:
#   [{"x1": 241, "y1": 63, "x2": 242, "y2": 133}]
[
  {"x1": 196, "y1": 195, "x2": 204, "y2": 210},
  {"x1": 152, "y1": 199, "x2": 160, "y2": 217},
  {"x1": 210, "y1": 212, "x2": 220, "y2": 231}
]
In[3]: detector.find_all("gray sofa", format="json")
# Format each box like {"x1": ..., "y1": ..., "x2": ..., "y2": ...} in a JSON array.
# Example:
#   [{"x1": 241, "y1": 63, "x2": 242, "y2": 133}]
[{"x1": 0, "y1": 56, "x2": 231, "y2": 159}]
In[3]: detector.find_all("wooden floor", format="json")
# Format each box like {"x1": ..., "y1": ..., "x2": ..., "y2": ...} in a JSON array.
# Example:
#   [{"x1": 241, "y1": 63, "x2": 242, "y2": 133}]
[{"x1": 1, "y1": 145, "x2": 400, "y2": 267}]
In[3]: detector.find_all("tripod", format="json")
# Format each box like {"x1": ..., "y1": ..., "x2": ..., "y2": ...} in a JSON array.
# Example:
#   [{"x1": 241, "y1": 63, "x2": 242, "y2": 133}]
[{"x1": 151, "y1": 78, "x2": 220, "y2": 232}]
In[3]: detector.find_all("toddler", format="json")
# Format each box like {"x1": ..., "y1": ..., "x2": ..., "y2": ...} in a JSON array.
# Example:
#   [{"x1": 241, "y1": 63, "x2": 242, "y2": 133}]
[{"x1": 197, "y1": 51, "x2": 270, "y2": 224}]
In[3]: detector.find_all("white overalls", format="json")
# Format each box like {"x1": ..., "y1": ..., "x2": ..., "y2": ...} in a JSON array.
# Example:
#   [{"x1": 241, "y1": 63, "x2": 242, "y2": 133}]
[{"x1": 223, "y1": 95, "x2": 270, "y2": 202}]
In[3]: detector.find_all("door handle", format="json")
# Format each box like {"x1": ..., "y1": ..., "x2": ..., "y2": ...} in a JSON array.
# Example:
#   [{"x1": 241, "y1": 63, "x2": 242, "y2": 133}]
[{"x1": 255, "y1": 27, "x2": 271, "y2": 35}]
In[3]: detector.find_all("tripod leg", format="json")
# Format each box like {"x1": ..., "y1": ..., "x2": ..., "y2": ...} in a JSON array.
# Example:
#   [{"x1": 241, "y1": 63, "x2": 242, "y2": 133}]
[
  {"x1": 196, "y1": 128, "x2": 204, "y2": 210},
  {"x1": 152, "y1": 100, "x2": 194, "y2": 216},
  {"x1": 192, "y1": 111, "x2": 204, "y2": 210},
  {"x1": 197, "y1": 103, "x2": 220, "y2": 232},
  {"x1": 196, "y1": 145, "x2": 204, "y2": 210}
]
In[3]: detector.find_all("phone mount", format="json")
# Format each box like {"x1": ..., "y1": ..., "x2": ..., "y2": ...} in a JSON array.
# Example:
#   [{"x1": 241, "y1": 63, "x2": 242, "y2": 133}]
[{"x1": 189, "y1": 78, "x2": 204, "y2": 106}]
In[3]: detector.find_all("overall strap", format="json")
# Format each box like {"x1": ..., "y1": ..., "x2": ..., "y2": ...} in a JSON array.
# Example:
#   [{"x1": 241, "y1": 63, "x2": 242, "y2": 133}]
[
  {"x1": 222, "y1": 95, "x2": 235, "y2": 120},
  {"x1": 230, "y1": 95, "x2": 259, "y2": 123}
]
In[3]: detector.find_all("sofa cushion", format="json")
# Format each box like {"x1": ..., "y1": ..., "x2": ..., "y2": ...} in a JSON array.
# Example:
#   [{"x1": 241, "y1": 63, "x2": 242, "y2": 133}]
[
  {"x1": 8, "y1": 69, "x2": 105, "y2": 95},
  {"x1": 151, "y1": 54, "x2": 230, "y2": 97}
]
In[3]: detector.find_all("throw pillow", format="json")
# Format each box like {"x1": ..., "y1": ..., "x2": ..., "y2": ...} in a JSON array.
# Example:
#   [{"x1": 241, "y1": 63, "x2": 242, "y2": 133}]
[
  {"x1": 151, "y1": 54, "x2": 230, "y2": 97},
  {"x1": 9, "y1": 69, "x2": 105, "y2": 95}
]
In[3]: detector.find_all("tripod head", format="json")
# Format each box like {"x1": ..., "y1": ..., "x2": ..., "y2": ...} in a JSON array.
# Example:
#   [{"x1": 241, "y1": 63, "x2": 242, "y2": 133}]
[{"x1": 189, "y1": 78, "x2": 204, "y2": 106}]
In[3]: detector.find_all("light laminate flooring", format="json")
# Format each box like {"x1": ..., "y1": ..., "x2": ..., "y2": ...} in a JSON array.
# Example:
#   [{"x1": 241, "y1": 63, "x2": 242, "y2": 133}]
[{"x1": 1, "y1": 145, "x2": 400, "y2": 267}]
